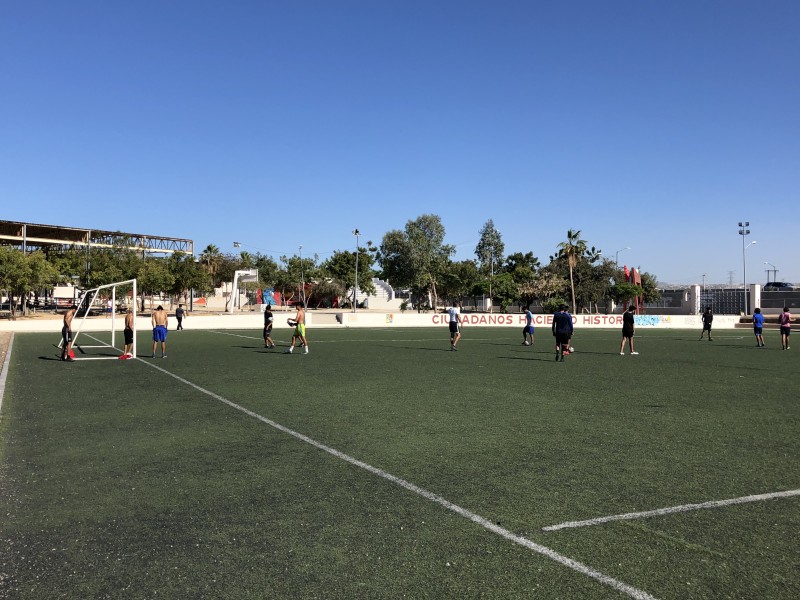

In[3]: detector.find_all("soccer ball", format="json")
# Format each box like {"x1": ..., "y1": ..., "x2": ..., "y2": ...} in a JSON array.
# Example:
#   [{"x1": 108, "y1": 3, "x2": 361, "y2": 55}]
[
  {"x1": 523, "y1": 341, "x2": 530, "y2": 346},
  {"x1": 569, "y1": 346, "x2": 575, "y2": 353}
]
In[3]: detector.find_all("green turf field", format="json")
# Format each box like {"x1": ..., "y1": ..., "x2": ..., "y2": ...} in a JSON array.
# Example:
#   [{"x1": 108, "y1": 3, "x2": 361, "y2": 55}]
[{"x1": 0, "y1": 326, "x2": 797, "y2": 599}]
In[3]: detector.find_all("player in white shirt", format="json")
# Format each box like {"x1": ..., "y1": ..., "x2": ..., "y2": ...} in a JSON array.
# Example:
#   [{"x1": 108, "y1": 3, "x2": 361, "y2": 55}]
[{"x1": 447, "y1": 302, "x2": 463, "y2": 351}]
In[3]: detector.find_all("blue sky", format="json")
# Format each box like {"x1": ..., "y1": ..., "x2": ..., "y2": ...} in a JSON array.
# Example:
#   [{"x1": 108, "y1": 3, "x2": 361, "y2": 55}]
[{"x1": 2, "y1": 1, "x2": 798, "y2": 285}]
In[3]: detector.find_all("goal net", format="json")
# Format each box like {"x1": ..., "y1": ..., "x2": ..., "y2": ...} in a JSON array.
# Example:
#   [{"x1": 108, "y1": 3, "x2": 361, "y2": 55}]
[{"x1": 62, "y1": 279, "x2": 138, "y2": 360}]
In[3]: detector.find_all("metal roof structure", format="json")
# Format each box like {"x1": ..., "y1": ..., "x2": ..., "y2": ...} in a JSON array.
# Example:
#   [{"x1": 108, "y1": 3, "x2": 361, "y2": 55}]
[{"x1": 0, "y1": 220, "x2": 193, "y2": 256}]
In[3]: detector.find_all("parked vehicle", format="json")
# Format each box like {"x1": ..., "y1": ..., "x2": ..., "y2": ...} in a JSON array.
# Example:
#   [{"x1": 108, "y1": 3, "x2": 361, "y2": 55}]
[{"x1": 763, "y1": 282, "x2": 795, "y2": 291}]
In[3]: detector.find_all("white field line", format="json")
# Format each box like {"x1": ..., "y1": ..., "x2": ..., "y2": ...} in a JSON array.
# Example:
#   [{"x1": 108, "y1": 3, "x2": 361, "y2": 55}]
[
  {"x1": 139, "y1": 358, "x2": 658, "y2": 600},
  {"x1": 208, "y1": 330, "x2": 497, "y2": 343},
  {"x1": 0, "y1": 333, "x2": 15, "y2": 419},
  {"x1": 543, "y1": 489, "x2": 800, "y2": 532}
]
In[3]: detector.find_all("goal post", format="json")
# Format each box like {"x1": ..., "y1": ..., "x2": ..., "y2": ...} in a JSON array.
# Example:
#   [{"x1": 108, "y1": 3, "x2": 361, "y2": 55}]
[{"x1": 64, "y1": 279, "x2": 138, "y2": 360}]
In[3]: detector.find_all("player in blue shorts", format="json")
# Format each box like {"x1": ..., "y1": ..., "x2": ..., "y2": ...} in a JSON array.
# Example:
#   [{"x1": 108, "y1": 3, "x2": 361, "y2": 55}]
[
  {"x1": 521, "y1": 305, "x2": 534, "y2": 346},
  {"x1": 752, "y1": 307, "x2": 765, "y2": 347},
  {"x1": 151, "y1": 305, "x2": 169, "y2": 358}
]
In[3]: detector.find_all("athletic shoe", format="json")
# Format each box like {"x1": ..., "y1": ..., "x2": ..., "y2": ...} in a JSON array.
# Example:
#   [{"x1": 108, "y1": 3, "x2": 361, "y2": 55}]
[
  {"x1": 620, "y1": 352, "x2": 624, "y2": 355},
  {"x1": 709, "y1": 338, "x2": 713, "y2": 341},
  {"x1": 304, "y1": 347, "x2": 309, "y2": 354},
  {"x1": 284, "y1": 349, "x2": 293, "y2": 354},
  {"x1": 118, "y1": 355, "x2": 126, "y2": 360},
  {"x1": 631, "y1": 352, "x2": 639, "y2": 355},
  {"x1": 559, "y1": 356, "x2": 565, "y2": 362},
  {"x1": 151, "y1": 354, "x2": 156, "y2": 358},
  {"x1": 66, "y1": 357, "x2": 75, "y2": 362}
]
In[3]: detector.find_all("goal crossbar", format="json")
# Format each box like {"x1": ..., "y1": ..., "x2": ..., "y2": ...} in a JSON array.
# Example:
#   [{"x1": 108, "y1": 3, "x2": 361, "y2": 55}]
[{"x1": 62, "y1": 279, "x2": 138, "y2": 360}]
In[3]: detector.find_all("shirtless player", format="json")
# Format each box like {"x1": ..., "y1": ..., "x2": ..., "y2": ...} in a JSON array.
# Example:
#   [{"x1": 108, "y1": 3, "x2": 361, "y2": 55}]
[{"x1": 151, "y1": 305, "x2": 169, "y2": 358}]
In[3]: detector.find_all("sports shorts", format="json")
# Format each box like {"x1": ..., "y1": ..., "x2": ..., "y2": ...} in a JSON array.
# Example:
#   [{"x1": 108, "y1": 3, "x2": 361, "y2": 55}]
[
  {"x1": 622, "y1": 327, "x2": 634, "y2": 338},
  {"x1": 555, "y1": 332, "x2": 570, "y2": 345},
  {"x1": 263, "y1": 325, "x2": 273, "y2": 336},
  {"x1": 449, "y1": 321, "x2": 459, "y2": 334},
  {"x1": 295, "y1": 323, "x2": 306, "y2": 337},
  {"x1": 780, "y1": 326, "x2": 791, "y2": 336},
  {"x1": 124, "y1": 327, "x2": 134, "y2": 344},
  {"x1": 62, "y1": 325, "x2": 72, "y2": 344},
  {"x1": 153, "y1": 325, "x2": 168, "y2": 342},
  {"x1": 703, "y1": 324, "x2": 712, "y2": 331},
  {"x1": 753, "y1": 327, "x2": 763, "y2": 335},
  {"x1": 523, "y1": 325, "x2": 534, "y2": 335}
]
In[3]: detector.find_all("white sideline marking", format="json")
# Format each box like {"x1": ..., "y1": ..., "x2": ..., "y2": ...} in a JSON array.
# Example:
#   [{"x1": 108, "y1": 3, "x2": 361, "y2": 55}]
[
  {"x1": 208, "y1": 330, "x2": 496, "y2": 343},
  {"x1": 138, "y1": 359, "x2": 658, "y2": 600},
  {"x1": 0, "y1": 333, "x2": 15, "y2": 419},
  {"x1": 543, "y1": 489, "x2": 800, "y2": 531}
]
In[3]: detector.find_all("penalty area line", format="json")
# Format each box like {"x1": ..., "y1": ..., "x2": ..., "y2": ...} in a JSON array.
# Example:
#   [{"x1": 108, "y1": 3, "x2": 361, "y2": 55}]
[
  {"x1": 139, "y1": 358, "x2": 658, "y2": 600},
  {"x1": 543, "y1": 489, "x2": 800, "y2": 532}
]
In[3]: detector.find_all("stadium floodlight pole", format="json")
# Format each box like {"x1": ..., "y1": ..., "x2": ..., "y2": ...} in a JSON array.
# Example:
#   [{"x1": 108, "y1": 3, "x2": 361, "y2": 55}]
[
  {"x1": 299, "y1": 245, "x2": 305, "y2": 308},
  {"x1": 352, "y1": 229, "x2": 361, "y2": 313},
  {"x1": 764, "y1": 261, "x2": 778, "y2": 283},
  {"x1": 615, "y1": 247, "x2": 630, "y2": 267},
  {"x1": 739, "y1": 221, "x2": 751, "y2": 314}
]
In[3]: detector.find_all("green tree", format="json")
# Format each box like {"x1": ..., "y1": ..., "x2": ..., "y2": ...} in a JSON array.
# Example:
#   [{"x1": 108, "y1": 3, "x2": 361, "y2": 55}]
[
  {"x1": 199, "y1": 244, "x2": 223, "y2": 285},
  {"x1": 439, "y1": 259, "x2": 482, "y2": 304},
  {"x1": 611, "y1": 282, "x2": 644, "y2": 306},
  {"x1": 518, "y1": 272, "x2": 566, "y2": 306},
  {"x1": 475, "y1": 219, "x2": 505, "y2": 311},
  {"x1": 0, "y1": 248, "x2": 60, "y2": 317},
  {"x1": 321, "y1": 248, "x2": 376, "y2": 307},
  {"x1": 166, "y1": 253, "x2": 210, "y2": 305},
  {"x1": 556, "y1": 229, "x2": 587, "y2": 314},
  {"x1": 504, "y1": 252, "x2": 540, "y2": 284},
  {"x1": 137, "y1": 260, "x2": 175, "y2": 310},
  {"x1": 379, "y1": 214, "x2": 454, "y2": 310},
  {"x1": 639, "y1": 271, "x2": 662, "y2": 304}
]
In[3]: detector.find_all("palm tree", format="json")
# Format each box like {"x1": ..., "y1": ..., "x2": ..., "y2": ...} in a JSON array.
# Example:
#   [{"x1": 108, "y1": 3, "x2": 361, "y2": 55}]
[
  {"x1": 199, "y1": 244, "x2": 222, "y2": 280},
  {"x1": 557, "y1": 229, "x2": 587, "y2": 314}
]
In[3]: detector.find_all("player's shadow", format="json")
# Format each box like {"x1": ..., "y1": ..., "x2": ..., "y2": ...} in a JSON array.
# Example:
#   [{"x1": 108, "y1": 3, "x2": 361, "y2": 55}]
[
  {"x1": 501, "y1": 355, "x2": 561, "y2": 363},
  {"x1": 39, "y1": 356, "x2": 64, "y2": 361},
  {"x1": 387, "y1": 345, "x2": 459, "y2": 352}
]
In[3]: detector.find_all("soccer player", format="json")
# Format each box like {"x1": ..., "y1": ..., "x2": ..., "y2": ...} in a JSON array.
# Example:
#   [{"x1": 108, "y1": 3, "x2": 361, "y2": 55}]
[
  {"x1": 619, "y1": 304, "x2": 638, "y2": 355},
  {"x1": 521, "y1": 305, "x2": 534, "y2": 346},
  {"x1": 552, "y1": 304, "x2": 573, "y2": 362},
  {"x1": 263, "y1": 304, "x2": 275, "y2": 349},
  {"x1": 779, "y1": 306, "x2": 792, "y2": 350},
  {"x1": 121, "y1": 309, "x2": 135, "y2": 359},
  {"x1": 752, "y1": 307, "x2": 765, "y2": 348},
  {"x1": 61, "y1": 304, "x2": 77, "y2": 362},
  {"x1": 699, "y1": 307, "x2": 713, "y2": 341},
  {"x1": 175, "y1": 304, "x2": 187, "y2": 330},
  {"x1": 151, "y1": 305, "x2": 168, "y2": 358},
  {"x1": 447, "y1": 301, "x2": 462, "y2": 351},
  {"x1": 285, "y1": 303, "x2": 308, "y2": 354}
]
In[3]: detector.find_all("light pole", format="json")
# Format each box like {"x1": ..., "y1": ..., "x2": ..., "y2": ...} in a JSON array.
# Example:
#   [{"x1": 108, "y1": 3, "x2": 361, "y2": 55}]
[
  {"x1": 764, "y1": 262, "x2": 778, "y2": 284},
  {"x1": 299, "y1": 245, "x2": 305, "y2": 308},
  {"x1": 739, "y1": 221, "x2": 754, "y2": 314},
  {"x1": 615, "y1": 247, "x2": 631, "y2": 267},
  {"x1": 352, "y1": 229, "x2": 360, "y2": 312}
]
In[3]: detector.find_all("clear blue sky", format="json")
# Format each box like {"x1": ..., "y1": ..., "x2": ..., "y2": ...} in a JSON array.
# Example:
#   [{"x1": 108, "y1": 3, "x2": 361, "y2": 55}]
[{"x1": 2, "y1": 1, "x2": 798, "y2": 285}]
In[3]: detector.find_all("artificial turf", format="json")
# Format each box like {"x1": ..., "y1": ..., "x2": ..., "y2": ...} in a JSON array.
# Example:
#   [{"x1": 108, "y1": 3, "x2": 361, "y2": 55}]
[{"x1": 0, "y1": 326, "x2": 797, "y2": 599}]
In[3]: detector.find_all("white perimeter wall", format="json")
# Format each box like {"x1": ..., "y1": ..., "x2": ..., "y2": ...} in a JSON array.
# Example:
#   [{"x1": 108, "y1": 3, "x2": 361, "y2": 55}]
[{"x1": 1, "y1": 311, "x2": 741, "y2": 333}]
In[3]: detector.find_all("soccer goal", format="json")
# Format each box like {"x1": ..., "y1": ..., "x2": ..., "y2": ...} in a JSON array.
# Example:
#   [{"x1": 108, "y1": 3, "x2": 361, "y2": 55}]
[{"x1": 62, "y1": 279, "x2": 138, "y2": 360}]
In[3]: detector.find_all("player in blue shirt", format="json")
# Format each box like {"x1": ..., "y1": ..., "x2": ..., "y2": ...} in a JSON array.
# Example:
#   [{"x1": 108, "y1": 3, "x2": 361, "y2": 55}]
[
  {"x1": 752, "y1": 307, "x2": 765, "y2": 347},
  {"x1": 522, "y1": 305, "x2": 534, "y2": 346}
]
